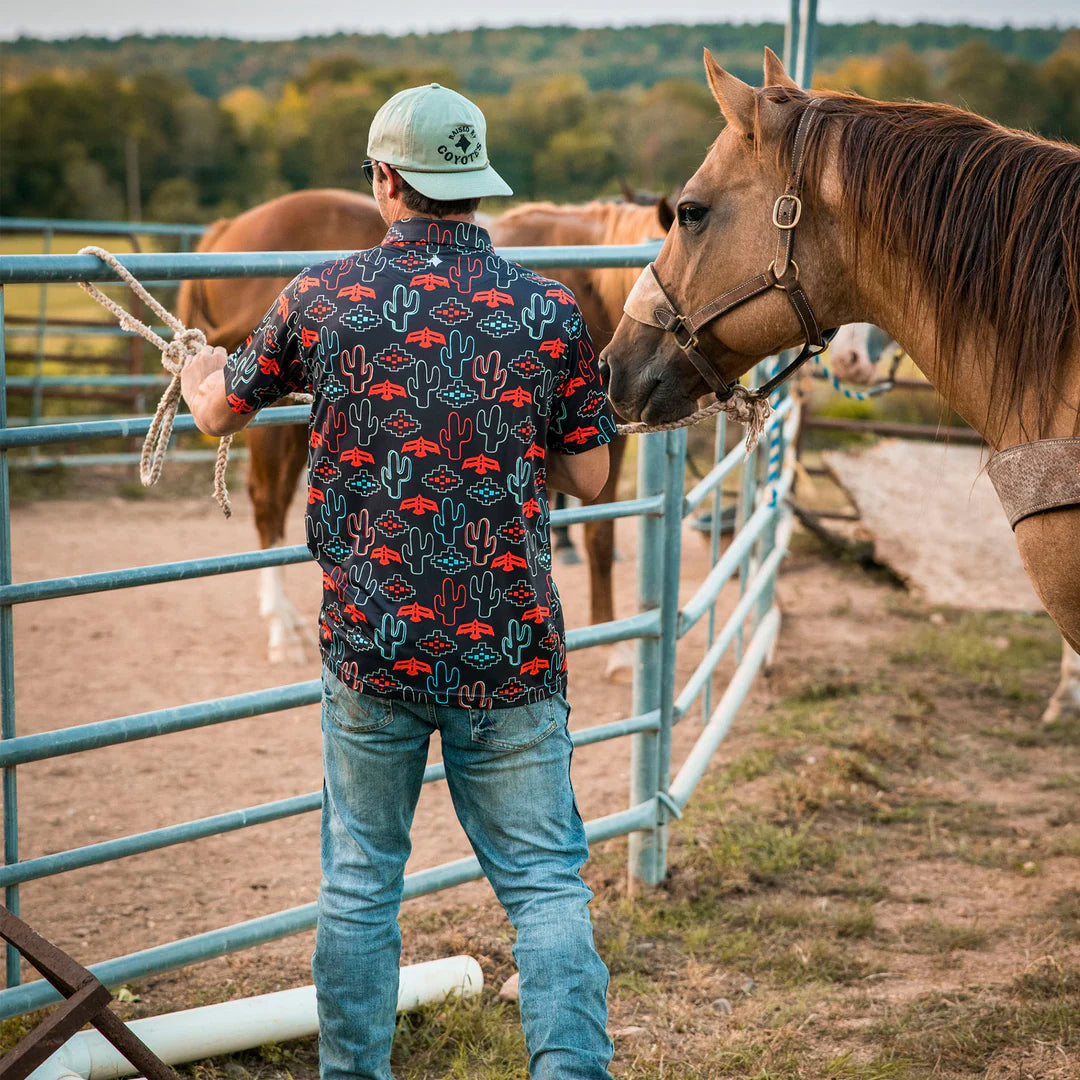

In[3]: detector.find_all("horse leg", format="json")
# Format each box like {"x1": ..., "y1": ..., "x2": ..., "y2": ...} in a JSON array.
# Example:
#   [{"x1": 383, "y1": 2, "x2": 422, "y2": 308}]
[
  {"x1": 551, "y1": 492, "x2": 581, "y2": 565},
  {"x1": 1042, "y1": 640, "x2": 1080, "y2": 726},
  {"x1": 249, "y1": 424, "x2": 310, "y2": 664},
  {"x1": 581, "y1": 435, "x2": 633, "y2": 678}
]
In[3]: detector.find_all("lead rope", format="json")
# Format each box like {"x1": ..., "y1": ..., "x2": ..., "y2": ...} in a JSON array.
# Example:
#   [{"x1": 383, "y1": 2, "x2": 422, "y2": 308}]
[
  {"x1": 615, "y1": 387, "x2": 770, "y2": 451},
  {"x1": 75, "y1": 247, "x2": 769, "y2": 519},
  {"x1": 76, "y1": 246, "x2": 311, "y2": 517}
]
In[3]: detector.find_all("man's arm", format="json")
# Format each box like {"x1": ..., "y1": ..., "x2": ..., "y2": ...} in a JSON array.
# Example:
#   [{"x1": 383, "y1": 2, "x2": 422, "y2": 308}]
[
  {"x1": 546, "y1": 444, "x2": 609, "y2": 502},
  {"x1": 181, "y1": 345, "x2": 254, "y2": 437}
]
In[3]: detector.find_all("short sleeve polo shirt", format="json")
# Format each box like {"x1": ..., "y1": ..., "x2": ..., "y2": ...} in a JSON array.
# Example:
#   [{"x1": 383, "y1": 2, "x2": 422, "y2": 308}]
[{"x1": 223, "y1": 217, "x2": 616, "y2": 708}]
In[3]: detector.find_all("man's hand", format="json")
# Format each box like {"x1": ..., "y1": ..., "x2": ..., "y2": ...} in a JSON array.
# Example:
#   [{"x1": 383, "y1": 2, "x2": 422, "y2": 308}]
[
  {"x1": 180, "y1": 344, "x2": 228, "y2": 410},
  {"x1": 181, "y1": 344, "x2": 251, "y2": 437}
]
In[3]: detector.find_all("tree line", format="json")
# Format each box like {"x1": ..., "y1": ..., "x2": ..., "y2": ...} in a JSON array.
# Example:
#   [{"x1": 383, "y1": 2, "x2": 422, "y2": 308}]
[{"x1": 2, "y1": 25, "x2": 1078, "y2": 223}]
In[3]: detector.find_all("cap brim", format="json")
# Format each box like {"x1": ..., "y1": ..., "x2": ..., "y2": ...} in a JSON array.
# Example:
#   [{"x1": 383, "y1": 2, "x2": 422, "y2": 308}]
[{"x1": 396, "y1": 163, "x2": 513, "y2": 200}]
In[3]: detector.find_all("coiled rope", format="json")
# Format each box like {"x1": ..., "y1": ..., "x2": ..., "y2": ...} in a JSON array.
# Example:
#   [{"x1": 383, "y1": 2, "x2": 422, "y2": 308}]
[{"x1": 75, "y1": 247, "x2": 773, "y2": 518}]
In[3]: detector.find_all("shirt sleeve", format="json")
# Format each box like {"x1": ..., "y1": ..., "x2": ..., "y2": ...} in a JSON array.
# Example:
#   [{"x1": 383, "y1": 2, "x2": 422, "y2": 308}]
[
  {"x1": 222, "y1": 273, "x2": 311, "y2": 415},
  {"x1": 547, "y1": 319, "x2": 617, "y2": 455}
]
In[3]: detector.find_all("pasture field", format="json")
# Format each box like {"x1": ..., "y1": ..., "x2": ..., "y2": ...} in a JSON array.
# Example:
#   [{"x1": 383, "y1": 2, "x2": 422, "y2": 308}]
[{"x1": 1, "y1": 476, "x2": 1077, "y2": 1079}]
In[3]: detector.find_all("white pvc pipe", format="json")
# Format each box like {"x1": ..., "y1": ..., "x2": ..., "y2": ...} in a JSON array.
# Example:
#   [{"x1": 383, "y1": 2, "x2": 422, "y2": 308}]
[{"x1": 30, "y1": 955, "x2": 482, "y2": 1080}]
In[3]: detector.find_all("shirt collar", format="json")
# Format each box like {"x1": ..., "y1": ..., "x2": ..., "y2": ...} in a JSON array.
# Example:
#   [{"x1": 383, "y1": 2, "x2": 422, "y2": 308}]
[{"x1": 384, "y1": 217, "x2": 493, "y2": 252}]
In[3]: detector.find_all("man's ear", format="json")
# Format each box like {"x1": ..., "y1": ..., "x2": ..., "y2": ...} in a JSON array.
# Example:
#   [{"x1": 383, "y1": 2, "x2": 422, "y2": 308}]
[
  {"x1": 763, "y1": 46, "x2": 798, "y2": 89},
  {"x1": 380, "y1": 162, "x2": 399, "y2": 198},
  {"x1": 704, "y1": 48, "x2": 757, "y2": 135}
]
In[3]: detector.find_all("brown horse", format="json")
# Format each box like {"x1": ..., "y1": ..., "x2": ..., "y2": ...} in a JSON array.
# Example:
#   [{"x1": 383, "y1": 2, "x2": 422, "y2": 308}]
[
  {"x1": 180, "y1": 189, "x2": 673, "y2": 664},
  {"x1": 178, "y1": 189, "x2": 387, "y2": 661},
  {"x1": 491, "y1": 198, "x2": 674, "y2": 670},
  {"x1": 604, "y1": 48, "x2": 1080, "y2": 672}
]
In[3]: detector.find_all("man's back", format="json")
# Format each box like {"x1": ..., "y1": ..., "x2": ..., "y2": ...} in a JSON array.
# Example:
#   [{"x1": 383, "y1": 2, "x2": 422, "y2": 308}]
[{"x1": 225, "y1": 216, "x2": 614, "y2": 708}]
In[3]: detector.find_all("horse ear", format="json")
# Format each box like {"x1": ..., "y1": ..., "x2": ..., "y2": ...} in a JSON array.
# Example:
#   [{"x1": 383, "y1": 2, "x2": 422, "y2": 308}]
[
  {"x1": 703, "y1": 48, "x2": 756, "y2": 135},
  {"x1": 763, "y1": 46, "x2": 798, "y2": 89},
  {"x1": 656, "y1": 196, "x2": 675, "y2": 232},
  {"x1": 620, "y1": 179, "x2": 636, "y2": 203}
]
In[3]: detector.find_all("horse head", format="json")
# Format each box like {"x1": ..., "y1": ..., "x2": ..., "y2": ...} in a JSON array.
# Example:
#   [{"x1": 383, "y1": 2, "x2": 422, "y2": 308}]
[{"x1": 602, "y1": 47, "x2": 857, "y2": 423}]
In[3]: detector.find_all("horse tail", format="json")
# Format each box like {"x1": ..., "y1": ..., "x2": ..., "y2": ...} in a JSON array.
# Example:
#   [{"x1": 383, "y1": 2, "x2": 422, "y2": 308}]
[{"x1": 176, "y1": 216, "x2": 234, "y2": 346}]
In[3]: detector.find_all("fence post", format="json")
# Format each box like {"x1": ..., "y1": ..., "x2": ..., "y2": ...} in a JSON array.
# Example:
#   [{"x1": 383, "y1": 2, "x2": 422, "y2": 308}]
[
  {"x1": 0, "y1": 286, "x2": 21, "y2": 987},
  {"x1": 628, "y1": 428, "x2": 685, "y2": 889}
]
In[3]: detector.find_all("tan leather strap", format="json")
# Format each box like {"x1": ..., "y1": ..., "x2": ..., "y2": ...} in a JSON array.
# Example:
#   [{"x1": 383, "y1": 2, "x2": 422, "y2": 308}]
[{"x1": 987, "y1": 437, "x2": 1080, "y2": 528}]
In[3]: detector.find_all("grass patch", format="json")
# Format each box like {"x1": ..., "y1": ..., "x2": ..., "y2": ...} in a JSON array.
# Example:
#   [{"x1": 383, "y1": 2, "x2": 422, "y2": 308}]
[{"x1": 901, "y1": 918, "x2": 992, "y2": 954}]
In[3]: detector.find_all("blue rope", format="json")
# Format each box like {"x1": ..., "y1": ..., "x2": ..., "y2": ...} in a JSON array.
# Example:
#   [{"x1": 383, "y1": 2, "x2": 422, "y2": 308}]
[{"x1": 811, "y1": 349, "x2": 900, "y2": 401}]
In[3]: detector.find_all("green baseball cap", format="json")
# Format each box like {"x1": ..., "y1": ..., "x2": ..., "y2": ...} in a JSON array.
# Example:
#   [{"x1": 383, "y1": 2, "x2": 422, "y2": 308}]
[{"x1": 367, "y1": 83, "x2": 513, "y2": 201}]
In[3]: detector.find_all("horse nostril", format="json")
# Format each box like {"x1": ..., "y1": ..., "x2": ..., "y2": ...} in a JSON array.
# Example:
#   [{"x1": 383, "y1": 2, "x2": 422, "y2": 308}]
[{"x1": 598, "y1": 354, "x2": 611, "y2": 383}]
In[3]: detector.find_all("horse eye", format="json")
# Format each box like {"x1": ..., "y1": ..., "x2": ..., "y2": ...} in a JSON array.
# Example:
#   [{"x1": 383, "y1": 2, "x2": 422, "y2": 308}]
[{"x1": 677, "y1": 204, "x2": 708, "y2": 229}]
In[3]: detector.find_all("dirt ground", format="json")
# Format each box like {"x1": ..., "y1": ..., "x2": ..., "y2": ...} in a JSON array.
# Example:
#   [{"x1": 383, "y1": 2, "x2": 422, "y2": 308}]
[
  {"x1": 5, "y1": 475, "x2": 744, "y2": 979},
  {"x1": 4, "y1": 472, "x2": 1079, "y2": 1079}
]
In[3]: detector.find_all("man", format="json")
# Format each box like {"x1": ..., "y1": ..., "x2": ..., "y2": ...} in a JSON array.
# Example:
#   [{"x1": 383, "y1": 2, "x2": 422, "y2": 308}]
[{"x1": 182, "y1": 83, "x2": 616, "y2": 1080}]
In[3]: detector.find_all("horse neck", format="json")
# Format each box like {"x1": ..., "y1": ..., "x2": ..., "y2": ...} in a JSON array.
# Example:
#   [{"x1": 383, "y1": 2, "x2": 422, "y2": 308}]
[{"x1": 844, "y1": 232, "x2": 1080, "y2": 450}]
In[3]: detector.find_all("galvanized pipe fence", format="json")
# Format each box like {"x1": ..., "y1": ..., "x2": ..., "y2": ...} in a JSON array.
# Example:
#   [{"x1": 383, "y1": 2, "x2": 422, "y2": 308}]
[
  {"x1": 0, "y1": 218, "x2": 206, "y2": 463},
  {"x1": 0, "y1": 240, "x2": 797, "y2": 1021}
]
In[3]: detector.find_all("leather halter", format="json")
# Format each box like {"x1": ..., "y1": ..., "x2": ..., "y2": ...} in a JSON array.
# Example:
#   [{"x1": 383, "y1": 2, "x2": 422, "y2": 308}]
[{"x1": 623, "y1": 100, "x2": 837, "y2": 403}]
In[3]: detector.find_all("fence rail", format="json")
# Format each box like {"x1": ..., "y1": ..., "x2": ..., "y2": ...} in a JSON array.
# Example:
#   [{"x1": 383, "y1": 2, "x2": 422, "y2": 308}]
[{"x1": 0, "y1": 240, "x2": 796, "y2": 1019}]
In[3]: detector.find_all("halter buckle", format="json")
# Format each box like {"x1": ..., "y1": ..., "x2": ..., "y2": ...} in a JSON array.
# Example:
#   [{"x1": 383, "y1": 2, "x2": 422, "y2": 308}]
[
  {"x1": 671, "y1": 317, "x2": 699, "y2": 352},
  {"x1": 768, "y1": 259, "x2": 800, "y2": 287},
  {"x1": 772, "y1": 194, "x2": 802, "y2": 229}
]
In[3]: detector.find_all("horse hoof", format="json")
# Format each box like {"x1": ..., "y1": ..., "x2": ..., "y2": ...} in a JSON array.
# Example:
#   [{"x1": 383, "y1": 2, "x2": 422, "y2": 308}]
[
  {"x1": 1041, "y1": 696, "x2": 1080, "y2": 728},
  {"x1": 605, "y1": 641, "x2": 635, "y2": 680}
]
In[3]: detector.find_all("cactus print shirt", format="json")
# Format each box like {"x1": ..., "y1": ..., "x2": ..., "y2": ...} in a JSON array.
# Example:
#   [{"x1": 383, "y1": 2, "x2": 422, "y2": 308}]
[{"x1": 223, "y1": 217, "x2": 615, "y2": 708}]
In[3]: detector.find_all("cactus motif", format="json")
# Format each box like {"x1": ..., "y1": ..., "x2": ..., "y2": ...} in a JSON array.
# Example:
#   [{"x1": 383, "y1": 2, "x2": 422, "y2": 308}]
[
  {"x1": 340, "y1": 343, "x2": 372, "y2": 394},
  {"x1": 439, "y1": 329, "x2": 475, "y2": 380},
  {"x1": 485, "y1": 253, "x2": 519, "y2": 290},
  {"x1": 320, "y1": 257, "x2": 355, "y2": 292},
  {"x1": 507, "y1": 458, "x2": 532, "y2": 501},
  {"x1": 347, "y1": 508, "x2": 375, "y2": 557},
  {"x1": 380, "y1": 451, "x2": 412, "y2": 500},
  {"x1": 433, "y1": 497, "x2": 466, "y2": 546},
  {"x1": 521, "y1": 294, "x2": 557, "y2": 340},
  {"x1": 472, "y1": 351, "x2": 507, "y2": 400},
  {"x1": 534, "y1": 368, "x2": 556, "y2": 416},
  {"x1": 321, "y1": 405, "x2": 347, "y2": 452},
  {"x1": 347, "y1": 398, "x2": 378, "y2": 447},
  {"x1": 426, "y1": 660, "x2": 462, "y2": 704},
  {"x1": 523, "y1": 527, "x2": 540, "y2": 575},
  {"x1": 434, "y1": 577, "x2": 467, "y2": 627},
  {"x1": 355, "y1": 251, "x2": 387, "y2": 282},
  {"x1": 320, "y1": 487, "x2": 348, "y2": 536},
  {"x1": 318, "y1": 325, "x2": 341, "y2": 377},
  {"x1": 448, "y1": 255, "x2": 483, "y2": 295},
  {"x1": 543, "y1": 650, "x2": 562, "y2": 694},
  {"x1": 326, "y1": 636, "x2": 346, "y2": 665},
  {"x1": 406, "y1": 357, "x2": 441, "y2": 407},
  {"x1": 347, "y1": 559, "x2": 375, "y2": 596},
  {"x1": 383, "y1": 284, "x2": 420, "y2": 332},
  {"x1": 373, "y1": 612, "x2": 407, "y2": 660},
  {"x1": 476, "y1": 404, "x2": 509, "y2": 453},
  {"x1": 464, "y1": 519, "x2": 496, "y2": 566},
  {"x1": 401, "y1": 525, "x2": 434, "y2": 575},
  {"x1": 440, "y1": 411, "x2": 473, "y2": 461},
  {"x1": 469, "y1": 570, "x2": 500, "y2": 618},
  {"x1": 599, "y1": 413, "x2": 618, "y2": 441},
  {"x1": 500, "y1": 618, "x2": 532, "y2": 665},
  {"x1": 458, "y1": 680, "x2": 488, "y2": 708}
]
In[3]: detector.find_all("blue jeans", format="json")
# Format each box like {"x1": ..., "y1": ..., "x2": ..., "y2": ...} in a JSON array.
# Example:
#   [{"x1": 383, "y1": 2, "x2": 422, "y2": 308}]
[{"x1": 313, "y1": 665, "x2": 614, "y2": 1080}]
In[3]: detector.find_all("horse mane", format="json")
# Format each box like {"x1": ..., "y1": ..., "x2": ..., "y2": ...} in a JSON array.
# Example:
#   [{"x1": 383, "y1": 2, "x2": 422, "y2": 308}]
[{"x1": 765, "y1": 86, "x2": 1080, "y2": 440}]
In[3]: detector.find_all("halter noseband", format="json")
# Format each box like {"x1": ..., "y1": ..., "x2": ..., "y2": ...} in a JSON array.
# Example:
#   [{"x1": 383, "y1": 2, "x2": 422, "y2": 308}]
[{"x1": 623, "y1": 100, "x2": 837, "y2": 403}]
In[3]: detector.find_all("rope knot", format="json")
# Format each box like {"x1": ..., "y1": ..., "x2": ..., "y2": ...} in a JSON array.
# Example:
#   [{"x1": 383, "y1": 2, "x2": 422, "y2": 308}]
[{"x1": 162, "y1": 328, "x2": 207, "y2": 374}]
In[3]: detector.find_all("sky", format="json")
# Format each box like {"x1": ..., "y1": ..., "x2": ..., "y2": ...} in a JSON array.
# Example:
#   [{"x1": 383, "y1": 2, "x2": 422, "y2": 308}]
[{"x1": 2, "y1": 0, "x2": 1077, "y2": 40}]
